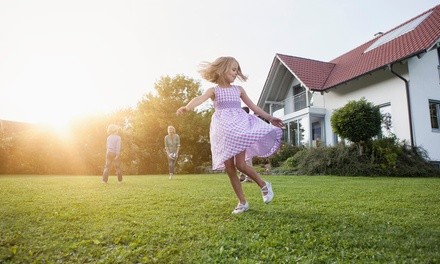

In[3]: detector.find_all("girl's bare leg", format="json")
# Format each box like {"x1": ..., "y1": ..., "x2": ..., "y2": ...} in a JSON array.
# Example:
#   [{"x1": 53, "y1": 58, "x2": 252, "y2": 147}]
[
  {"x1": 224, "y1": 157, "x2": 246, "y2": 204},
  {"x1": 235, "y1": 151, "x2": 266, "y2": 189},
  {"x1": 235, "y1": 151, "x2": 274, "y2": 204}
]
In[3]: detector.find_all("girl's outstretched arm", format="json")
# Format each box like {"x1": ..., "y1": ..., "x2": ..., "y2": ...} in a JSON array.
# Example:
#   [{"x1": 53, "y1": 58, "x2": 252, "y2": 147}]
[
  {"x1": 239, "y1": 86, "x2": 285, "y2": 128},
  {"x1": 176, "y1": 87, "x2": 215, "y2": 115}
]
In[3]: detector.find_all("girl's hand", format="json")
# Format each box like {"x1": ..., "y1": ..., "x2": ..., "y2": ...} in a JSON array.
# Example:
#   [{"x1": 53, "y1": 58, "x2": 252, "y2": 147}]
[
  {"x1": 269, "y1": 117, "x2": 285, "y2": 129},
  {"x1": 176, "y1": 106, "x2": 188, "y2": 116}
]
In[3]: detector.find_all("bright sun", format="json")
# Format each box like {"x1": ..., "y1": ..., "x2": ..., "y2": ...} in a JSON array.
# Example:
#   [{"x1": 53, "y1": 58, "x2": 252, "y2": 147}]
[
  {"x1": 0, "y1": 2, "x2": 149, "y2": 129},
  {"x1": 29, "y1": 106, "x2": 80, "y2": 139},
  {"x1": 5, "y1": 54, "x2": 114, "y2": 134},
  {"x1": 44, "y1": 120, "x2": 74, "y2": 138}
]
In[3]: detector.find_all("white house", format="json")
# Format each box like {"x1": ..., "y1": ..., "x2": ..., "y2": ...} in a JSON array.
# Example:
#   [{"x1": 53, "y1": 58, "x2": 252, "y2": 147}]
[{"x1": 258, "y1": 4, "x2": 440, "y2": 166}]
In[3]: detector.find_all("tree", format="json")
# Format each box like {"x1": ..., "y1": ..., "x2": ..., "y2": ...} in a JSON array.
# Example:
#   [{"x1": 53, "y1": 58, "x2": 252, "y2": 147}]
[
  {"x1": 331, "y1": 98, "x2": 382, "y2": 155},
  {"x1": 133, "y1": 75, "x2": 212, "y2": 174},
  {"x1": 0, "y1": 131, "x2": 14, "y2": 173}
]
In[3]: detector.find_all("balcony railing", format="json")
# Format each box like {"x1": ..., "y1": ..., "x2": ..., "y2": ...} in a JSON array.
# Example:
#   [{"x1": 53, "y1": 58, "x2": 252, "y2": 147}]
[
  {"x1": 282, "y1": 91, "x2": 307, "y2": 114},
  {"x1": 294, "y1": 91, "x2": 307, "y2": 111}
]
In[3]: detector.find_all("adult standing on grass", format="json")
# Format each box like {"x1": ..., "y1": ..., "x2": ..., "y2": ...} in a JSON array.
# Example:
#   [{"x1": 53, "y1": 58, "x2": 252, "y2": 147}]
[
  {"x1": 102, "y1": 124, "x2": 122, "y2": 184},
  {"x1": 164, "y1": 125, "x2": 180, "y2": 180},
  {"x1": 176, "y1": 56, "x2": 284, "y2": 214}
]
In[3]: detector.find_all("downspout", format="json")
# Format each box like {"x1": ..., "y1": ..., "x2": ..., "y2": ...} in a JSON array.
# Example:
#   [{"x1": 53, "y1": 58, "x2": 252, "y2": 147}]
[{"x1": 389, "y1": 63, "x2": 415, "y2": 148}]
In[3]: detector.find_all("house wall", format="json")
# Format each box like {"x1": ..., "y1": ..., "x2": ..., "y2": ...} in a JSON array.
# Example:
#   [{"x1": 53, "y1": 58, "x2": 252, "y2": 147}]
[
  {"x1": 283, "y1": 85, "x2": 294, "y2": 114},
  {"x1": 307, "y1": 51, "x2": 440, "y2": 162},
  {"x1": 316, "y1": 65, "x2": 410, "y2": 149},
  {"x1": 408, "y1": 49, "x2": 440, "y2": 161}
]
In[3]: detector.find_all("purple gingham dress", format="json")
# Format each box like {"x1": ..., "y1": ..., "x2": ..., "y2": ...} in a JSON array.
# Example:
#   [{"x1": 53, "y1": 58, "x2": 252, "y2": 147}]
[{"x1": 210, "y1": 85, "x2": 282, "y2": 170}]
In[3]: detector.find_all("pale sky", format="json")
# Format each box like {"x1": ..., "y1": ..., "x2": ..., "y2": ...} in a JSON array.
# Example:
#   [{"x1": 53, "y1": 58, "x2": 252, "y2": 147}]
[{"x1": 1, "y1": 0, "x2": 439, "y2": 125}]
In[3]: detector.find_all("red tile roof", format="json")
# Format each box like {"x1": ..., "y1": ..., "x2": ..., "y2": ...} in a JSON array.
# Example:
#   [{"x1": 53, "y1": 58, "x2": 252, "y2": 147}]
[
  {"x1": 276, "y1": 55, "x2": 335, "y2": 90},
  {"x1": 277, "y1": 4, "x2": 440, "y2": 91}
]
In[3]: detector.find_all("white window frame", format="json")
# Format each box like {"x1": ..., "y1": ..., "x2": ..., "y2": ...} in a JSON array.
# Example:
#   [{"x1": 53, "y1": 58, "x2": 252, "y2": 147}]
[{"x1": 429, "y1": 100, "x2": 440, "y2": 131}]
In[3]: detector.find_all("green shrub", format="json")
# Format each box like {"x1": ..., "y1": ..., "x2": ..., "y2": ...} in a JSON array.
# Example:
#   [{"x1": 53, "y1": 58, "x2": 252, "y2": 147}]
[
  {"x1": 287, "y1": 144, "x2": 376, "y2": 176},
  {"x1": 268, "y1": 143, "x2": 304, "y2": 167},
  {"x1": 280, "y1": 138, "x2": 440, "y2": 177},
  {"x1": 369, "y1": 136, "x2": 440, "y2": 177}
]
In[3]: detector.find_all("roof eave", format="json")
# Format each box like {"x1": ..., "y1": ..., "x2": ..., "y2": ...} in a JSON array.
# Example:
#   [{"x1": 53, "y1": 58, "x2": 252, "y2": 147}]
[
  {"x1": 427, "y1": 37, "x2": 440, "y2": 51},
  {"x1": 319, "y1": 49, "x2": 431, "y2": 92}
]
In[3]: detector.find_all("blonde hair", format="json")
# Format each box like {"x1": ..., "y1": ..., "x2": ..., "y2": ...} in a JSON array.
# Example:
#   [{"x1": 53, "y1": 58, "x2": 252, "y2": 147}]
[
  {"x1": 167, "y1": 125, "x2": 176, "y2": 133},
  {"x1": 198, "y1": 56, "x2": 248, "y2": 84},
  {"x1": 107, "y1": 124, "x2": 120, "y2": 134}
]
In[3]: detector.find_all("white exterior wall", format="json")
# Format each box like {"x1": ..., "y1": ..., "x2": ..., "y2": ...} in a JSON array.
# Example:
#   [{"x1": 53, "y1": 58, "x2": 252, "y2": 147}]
[
  {"x1": 307, "y1": 52, "x2": 440, "y2": 162},
  {"x1": 317, "y1": 67, "x2": 411, "y2": 147},
  {"x1": 408, "y1": 49, "x2": 440, "y2": 161},
  {"x1": 284, "y1": 85, "x2": 294, "y2": 114}
]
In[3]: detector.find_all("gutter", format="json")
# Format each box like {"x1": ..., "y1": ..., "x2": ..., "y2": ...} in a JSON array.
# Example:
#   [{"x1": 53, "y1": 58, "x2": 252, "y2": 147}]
[{"x1": 389, "y1": 63, "x2": 415, "y2": 148}]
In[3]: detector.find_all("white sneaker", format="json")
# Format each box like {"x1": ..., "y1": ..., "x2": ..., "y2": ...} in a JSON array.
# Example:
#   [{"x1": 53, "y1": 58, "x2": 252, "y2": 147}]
[
  {"x1": 232, "y1": 201, "x2": 249, "y2": 214},
  {"x1": 261, "y1": 181, "x2": 274, "y2": 204}
]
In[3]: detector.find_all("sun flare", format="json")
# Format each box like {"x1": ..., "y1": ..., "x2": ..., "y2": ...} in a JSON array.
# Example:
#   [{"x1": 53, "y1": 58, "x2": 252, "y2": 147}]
[{"x1": 43, "y1": 118, "x2": 73, "y2": 135}]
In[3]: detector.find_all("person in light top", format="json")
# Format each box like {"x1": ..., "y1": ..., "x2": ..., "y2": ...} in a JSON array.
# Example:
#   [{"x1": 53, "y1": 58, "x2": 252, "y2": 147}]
[
  {"x1": 102, "y1": 124, "x2": 122, "y2": 183},
  {"x1": 164, "y1": 125, "x2": 180, "y2": 179}
]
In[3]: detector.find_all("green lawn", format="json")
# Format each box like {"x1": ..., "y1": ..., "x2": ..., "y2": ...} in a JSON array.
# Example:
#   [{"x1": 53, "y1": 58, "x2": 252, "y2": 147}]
[{"x1": 0, "y1": 175, "x2": 439, "y2": 263}]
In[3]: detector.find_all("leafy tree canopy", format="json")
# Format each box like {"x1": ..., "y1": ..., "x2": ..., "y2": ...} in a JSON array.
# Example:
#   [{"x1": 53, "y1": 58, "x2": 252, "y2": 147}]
[{"x1": 133, "y1": 75, "x2": 212, "y2": 174}]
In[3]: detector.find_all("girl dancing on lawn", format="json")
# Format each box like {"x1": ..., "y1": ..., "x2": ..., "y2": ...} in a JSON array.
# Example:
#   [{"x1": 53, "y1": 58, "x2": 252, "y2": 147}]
[{"x1": 176, "y1": 56, "x2": 283, "y2": 214}]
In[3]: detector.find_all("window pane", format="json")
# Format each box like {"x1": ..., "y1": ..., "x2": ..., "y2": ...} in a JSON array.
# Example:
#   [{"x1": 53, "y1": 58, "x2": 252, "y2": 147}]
[
  {"x1": 379, "y1": 104, "x2": 392, "y2": 138},
  {"x1": 294, "y1": 91, "x2": 307, "y2": 111},
  {"x1": 289, "y1": 120, "x2": 298, "y2": 145},
  {"x1": 282, "y1": 125, "x2": 289, "y2": 142},
  {"x1": 299, "y1": 117, "x2": 309, "y2": 146},
  {"x1": 430, "y1": 102, "x2": 439, "y2": 129}
]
